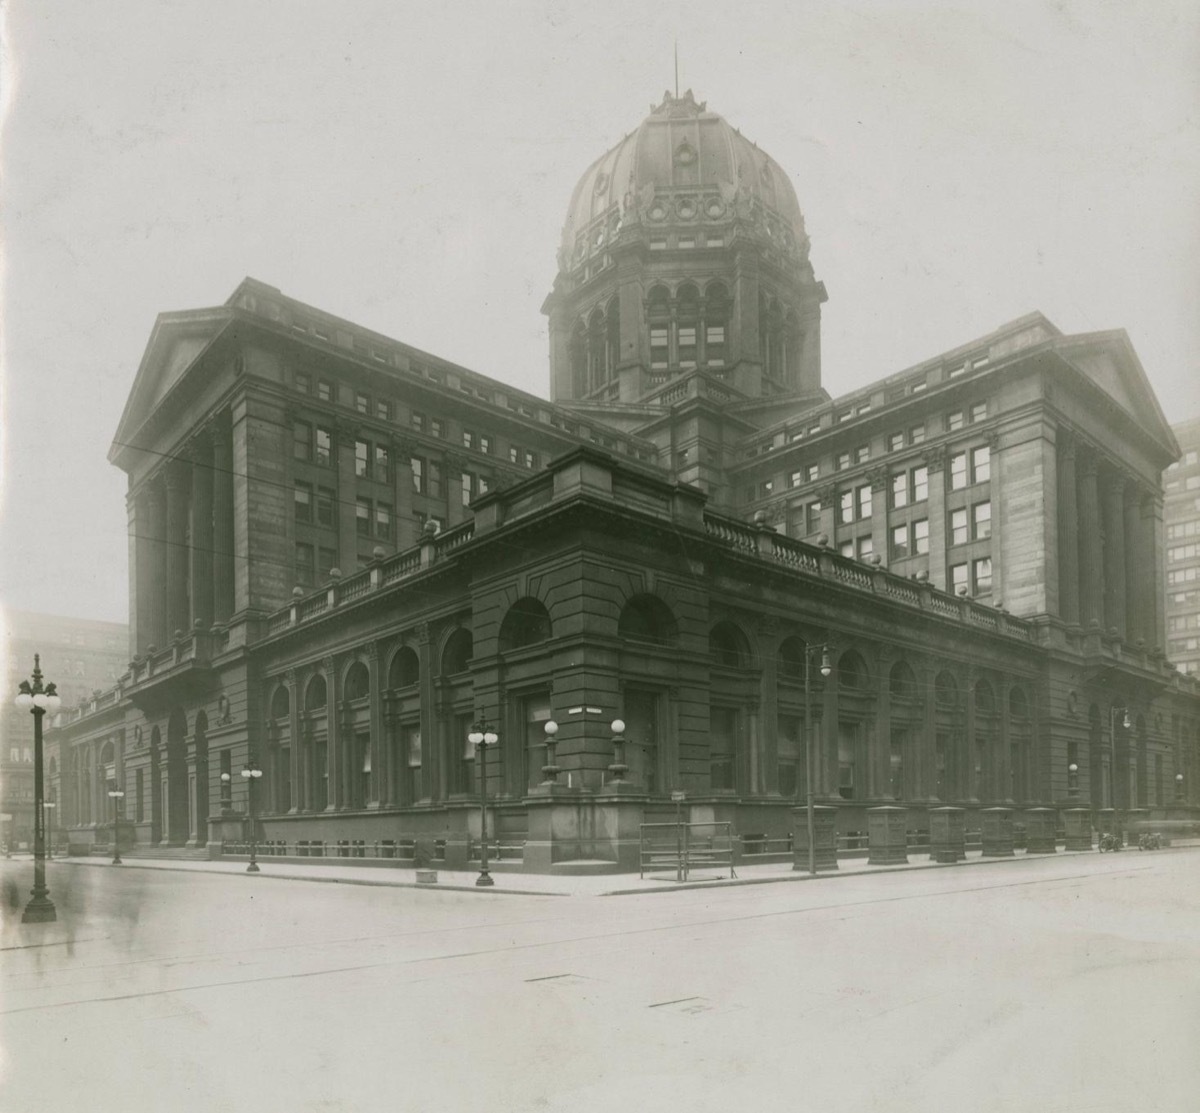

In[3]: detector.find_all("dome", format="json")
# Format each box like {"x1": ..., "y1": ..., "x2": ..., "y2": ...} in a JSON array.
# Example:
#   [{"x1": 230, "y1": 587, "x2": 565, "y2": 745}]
[{"x1": 557, "y1": 89, "x2": 810, "y2": 270}]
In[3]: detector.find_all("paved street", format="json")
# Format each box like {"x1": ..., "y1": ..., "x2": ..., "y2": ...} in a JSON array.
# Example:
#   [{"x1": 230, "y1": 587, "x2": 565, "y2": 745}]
[{"x1": 3, "y1": 850, "x2": 1198, "y2": 1112}]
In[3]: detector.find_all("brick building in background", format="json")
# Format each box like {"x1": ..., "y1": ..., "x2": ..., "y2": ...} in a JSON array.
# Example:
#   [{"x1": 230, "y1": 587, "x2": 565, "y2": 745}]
[
  {"x1": 49, "y1": 91, "x2": 1200, "y2": 868},
  {"x1": 1164, "y1": 416, "x2": 1200, "y2": 678}
]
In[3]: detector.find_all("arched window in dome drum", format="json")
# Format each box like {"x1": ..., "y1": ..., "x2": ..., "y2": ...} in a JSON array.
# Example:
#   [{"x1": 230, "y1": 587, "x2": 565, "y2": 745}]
[
  {"x1": 676, "y1": 284, "x2": 699, "y2": 368},
  {"x1": 647, "y1": 286, "x2": 671, "y2": 369},
  {"x1": 587, "y1": 309, "x2": 607, "y2": 394}
]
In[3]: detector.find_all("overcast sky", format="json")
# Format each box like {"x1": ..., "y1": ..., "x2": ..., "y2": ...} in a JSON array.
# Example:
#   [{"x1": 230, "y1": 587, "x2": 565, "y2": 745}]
[{"x1": 2, "y1": 0, "x2": 1198, "y2": 627}]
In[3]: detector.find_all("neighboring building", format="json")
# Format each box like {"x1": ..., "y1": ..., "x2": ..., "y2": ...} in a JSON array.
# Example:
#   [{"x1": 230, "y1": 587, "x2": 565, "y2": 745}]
[
  {"x1": 2, "y1": 610, "x2": 127, "y2": 847},
  {"x1": 50, "y1": 90, "x2": 1200, "y2": 867},
  {"x1": 1165, "y1": 416, "x2": 1200, "y2": 678}
]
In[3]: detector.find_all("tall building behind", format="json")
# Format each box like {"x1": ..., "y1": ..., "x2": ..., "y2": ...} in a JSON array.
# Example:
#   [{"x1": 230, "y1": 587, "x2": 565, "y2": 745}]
[
  {"x1": 48, "y1": 90, "x2": 1200, "y2": 866},
  {"x1": 2, "y1": 610, "x2": 128, "y2": 846},
  {"x1": 1165, "y1": 416, "x2": 1200, "y2": 677}
]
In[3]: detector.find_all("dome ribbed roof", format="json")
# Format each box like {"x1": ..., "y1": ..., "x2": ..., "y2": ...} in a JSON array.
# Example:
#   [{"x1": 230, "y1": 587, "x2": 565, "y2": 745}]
[{"x1": 558, "y1": 90, "x2": 808, "y2": 266}]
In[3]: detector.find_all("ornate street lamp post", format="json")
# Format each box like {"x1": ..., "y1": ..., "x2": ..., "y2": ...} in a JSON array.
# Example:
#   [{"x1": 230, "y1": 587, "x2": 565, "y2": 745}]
[
  {"x1": 241, "y1": 758, "x2": 263, "y2": 873},
  {"x1": 1109, "y1": 706, "x2": 1131, "y2": 809},
  {"x1": 107, "y1": 786, "x2": 125, "y2": 865},
  {"x1": 42, "y1": 801, "x2": 56, "y2": 858},
  {"x1": 1176, "y1": 772, "x2": 1185, "y2": 802},
  {"x1": 14, "y1": 655, "x2": 61, "y2": 923},
  {"x1": 468, "y1": 717, "x2": 498, "y2": 886},
  {"x1": 802, "y1": 643, "x2": 833, "y2": 876}
]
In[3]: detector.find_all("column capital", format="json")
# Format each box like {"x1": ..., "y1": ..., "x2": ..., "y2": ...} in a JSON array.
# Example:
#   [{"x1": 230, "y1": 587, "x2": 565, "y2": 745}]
[
  {"x1": 1080, "y1": 450, "x2": 1100, "y2": 479},
  {"x1": 164, "y1": 462, "x2": 190, "y2": 492},
  {"x1": 1057, "y1": 428, "x2": 1077, "y2": 460},
  {"x1": 922, "y1": 445, "x2": 949, "y2": 474},
  {"x1": 207, "y1": 417, "x2": 228, "y2": 448},
  {"x1": 866, "y1": 465, "x2": 889, "y2": 491}
]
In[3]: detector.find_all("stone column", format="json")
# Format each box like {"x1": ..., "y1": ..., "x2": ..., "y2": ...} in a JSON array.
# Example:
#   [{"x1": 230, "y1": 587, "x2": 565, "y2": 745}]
[
  {"x1": 211, "y1": 420, "x2": 235, "y2": 622},
  {"x1": 190, "y1": 436, "x2": 214, "y2": 629},
  {"x1": 323, "y1": 656, "x2": 339, "y2": 809},
  {"x1": 822, "y1": 663, "x2": 839, "y2": 798},
  {"x1": 758, "y1": 623, "x2": 780, "y2": 794},
  {"x1": 1102, "y1": 471, "x2": 1127, "y2": 639},
  {"x1": 287, "y1": 670, "x2": 301, "y2": 814},
  {"x1": 1077, "y1": 452, "x2": 1104, "y2": 630},
  {"x1": 366, "y1": 644, "x2": 382, "y2": 806},
  {"x1": 130, "y1": 488, "x2": 152, "y2": 654},
  {"x1": 1124, "y1": 484, "x2": 1144, "y2": 645},
  {"x1": 146, "y1": 477, "x2": 168, "y2": 647},
  {"x1": 165, "y1": 464, "x2": 190, "y2": 639},
  {"x1": 1057, "y1": 434, "x2": 1079, "y2": 625},
  {"x1": 868, "y1": 467, "x2": 888, "y2": 571},
  {"x1": 1140, "y1": 492, "x2": 1164, "y2": 653}
]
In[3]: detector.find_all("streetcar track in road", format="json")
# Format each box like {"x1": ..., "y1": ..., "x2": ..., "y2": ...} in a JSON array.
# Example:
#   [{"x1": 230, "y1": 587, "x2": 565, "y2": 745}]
[
  {"x1": 0, "y1": 936, "x2": 108, "y2": 952},
  {"x1": 0, "y1": 864, "x2": 1156, "y2": 1016}
]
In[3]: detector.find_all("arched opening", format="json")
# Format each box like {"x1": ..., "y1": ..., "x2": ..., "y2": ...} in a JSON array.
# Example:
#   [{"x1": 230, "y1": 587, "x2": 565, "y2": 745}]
[
  {"x1": 344, "y1": 661, "x2": 370, "y2": 702},
  {"x1": 703, "y1": 282, "x2": 728, "y2": 366},
  {"x1": 889, "y1": 661, "x2": 918, "y2": 699},
  {"x1": 499, "y1": 599, "x2": 552, "y2": 652},
  {"x1": 647, "y1": 285, "x2": 671, "y2": 370},
  {"x1": 676, "y1": 283, "x2": 699, "y2": 369},
  {"x1": 838, "y1": 650, "x2": 868, "y2": 691},
  {"x1": 888, "y1": 661, "x2": 920, "y2": 800},
  {"x1": 934, "y1": 671, "x2": 960, "y2": 801},
  {"x1": 305, "y1": 674, "x2": 327, "y2": 712},
  {"x1": 836, "y1": 650, "x2": 872, "y2": 800},
  {"x1": 618, "y1": 594, "x2": 678, "y2": 646},
  {"x1": 389, "y1": 646, "x2": 420, "y2": 689},
  {"x1": 270, "y1": 685, "x2": 290, "y2": 721},
  {"x1": 1008, "y1": 687, "x2": 1030, "y2": 803},
  {"x1": 973, "y1": 680, "x2": 995, "y2": 802},
  {"x1": 304, "y1": 673, "x2": 329, "y2": 812},
  {"x1": 709, "y1": 621, "x2": 751, "y2": 668},
  {"x1": 442, "y1": 629, "x2": 474, "y2": 675}
]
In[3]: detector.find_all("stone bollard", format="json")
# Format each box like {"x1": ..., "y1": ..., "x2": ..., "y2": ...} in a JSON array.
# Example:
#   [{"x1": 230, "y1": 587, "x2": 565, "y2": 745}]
[
  {"x1": 981, "y1": 807, "x2": 1014, "y2": 857},
  {"x1": 1062, "y1": 808, "x2": 1093, "y2": 851},
  {"x1": 867, "y1": 805, "x2": 908, "y2": 865},
  {"x1": 928, "y1": 806, "x2": 966, "y2": 863},
  {"x1": 791, "y1": 805, "x2": 839, "y2": 871},
  {"x1": 1024, "y1": 807, "x2": 1058, "y2": 854}
]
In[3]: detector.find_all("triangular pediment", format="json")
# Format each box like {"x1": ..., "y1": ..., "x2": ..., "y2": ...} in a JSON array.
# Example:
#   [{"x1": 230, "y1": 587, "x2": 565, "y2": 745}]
[
  {"x1": 109, "y1": 308, "x2": 233, "y2": 466},
  {"x1": 1051, "y1": 331, "x2": 1179, "y2": 461}
]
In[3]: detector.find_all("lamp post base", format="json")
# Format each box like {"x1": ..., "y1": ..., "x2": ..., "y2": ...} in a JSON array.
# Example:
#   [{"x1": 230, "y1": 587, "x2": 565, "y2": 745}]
[
  {"x1": 247, "y1": 861, "x2": 260, "y2": 873},
  {"x1": 475, "y1": 870, "x2": 494, "y2": 887},
  {"x1": 22, "y1": 896, "x2": 57, "y2": 923},
  {"x1": 112, "y1": 853, "x2": 123, "y2": 865}
]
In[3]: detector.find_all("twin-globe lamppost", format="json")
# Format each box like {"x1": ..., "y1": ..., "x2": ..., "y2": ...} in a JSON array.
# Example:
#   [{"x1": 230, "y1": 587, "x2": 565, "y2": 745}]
[
  {"x1": 1110, "y1": 706, "x2": 1132, "y2": 810},
  {"x1": 800, "y1": 644, "x2": 833, "y2": 877},
  {"x1": 14, "y1": 655, "x2": 61, "y2": 923},
  {"x1": 468, "y1": 719, "x2": 499, "y2": 886},
  {"x1": 242, "y1": 758, "x2": 263, "y2": 873}
]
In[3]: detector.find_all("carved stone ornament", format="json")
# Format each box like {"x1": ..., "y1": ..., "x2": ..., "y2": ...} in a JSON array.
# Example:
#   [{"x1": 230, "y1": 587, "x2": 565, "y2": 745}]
[{"x1": 216, "y1": 694, "x2": 232, "y2": 725}]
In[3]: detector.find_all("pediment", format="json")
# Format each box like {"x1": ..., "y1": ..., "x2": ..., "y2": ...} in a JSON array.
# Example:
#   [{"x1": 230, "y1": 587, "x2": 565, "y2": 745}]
[
  {"x1": 1051, "y1": 332, "x2": 1179, "y2": 460},
  {"x1": 109, "y1": 309, "x2": 232, "y2": 466}
]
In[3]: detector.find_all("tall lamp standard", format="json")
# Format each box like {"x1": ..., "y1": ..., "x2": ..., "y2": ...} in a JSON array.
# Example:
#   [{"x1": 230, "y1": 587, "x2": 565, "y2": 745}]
[
  {"x1": 801, "y1": 643, "x2": 833, "y2": 877},
  {"x1": 241, "y1": 758, "x2": 263, "y2": 873},
  {"x1": 107, "y1": 786, "x2": 125, "y2": 865},
  {"x1": 468, "y1": 717, "x2": 498, "y2": 887},
  {"x1": 42, "y1": 801, "x2": 56, "y2": 858},
  {"x1": 14, "y1": 654, "x2": 61, "y2": 923},
  {"x1": 1109, "y1": 706, "x2": 1131, "y2": 809}
]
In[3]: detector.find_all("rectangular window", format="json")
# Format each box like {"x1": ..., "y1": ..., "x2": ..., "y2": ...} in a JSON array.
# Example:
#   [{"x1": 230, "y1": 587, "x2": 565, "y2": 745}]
[
  {"x1": 318, "y1": 547, "x2": 337, "y2": 579},
  {"x1": 430, "y1": 418, "x2": 444, "y2": 438},
  {"x1": 710, "y1": 707, "x2": 737, "y2": 791},
  {"x1": 855, "y1": 444, "x2": 870, "y2": 464},
  {"x1": 857, "y1": 535, "x2": 873, "y2": 561},
  {"x1": 374, "y1": 503, "x2": 391, "y2": 539},
  {"x1": 973, "y1": 501, "x2": 992, "y2": 539},
  {"x1": 972, "y1": 445, "x2": 991, "y2": 483},
  {"x1": 856, "y1": 484, "x2": 872, "y2": 520},
  {"x1": 678, "y1": 236, "x2": 695, "y2": 249},
  {"x1": 910, "y1": 423, "x2": 925, "y2": 445},
  {"x1": 838, "y1": 539, "x2": 855, "y2": 558},
  {"x1": 806, "y1": 502, "x2": 822, "y2": 534},
  {"x1": 411, "y1": 456, "x2": 425, "y2": 494},
  {"x1": 806, "y1": 463, "x2": 820, "y2": 482},
  {"x1": 375, "y1": 399, "x2": 391, "y2": 421},
  {"x1": 479, "y1": 434, "x2": 491, "y2": 455},
  {"x1": 947, "y1": 410, "x2": 964, "y2": 431},
  {"x1": 294, "y1": 482, "x2": 313, "y2": 522},
  {"x1": 355, "y1": 393, "x2": 369, "y2": 415},
  {"x1": 913, "y1": 518, "x2": 929, "y2": 554},
  {"x1": 356, "y1": 498, "x2": 371, "y2": 536},
  {"x1": 777, "y1": 715, "x2": 800, "y2": 798},
  {"x1": 950, "y1": 508, "x2": 968, "y2": 545},
  {"x1": 950, "y1": 452, "x2": 967, "y2": 490},
  {"x1": 317, "y1": 380, "x2": 332, "y2": 402},
  {"x1": 315, "y1": 427, "x2": 332, "y2": 467},
  {"x1": 705, "y1": 324, "x2": 726, "y2": 364},
  {"x1": 649, "y1": 237, "x2": 667, "y2": 251},
  {"x1": 891, "y1": 473, "x2": 909, "y2": 509},
  {"x1": 973, "y1": 556, "x2": 993, "y2": 594},
  {"x1": 294, "y1": 371, "x2": 311, "y2": 394},
  {"x1": 912, "y1": 465, "x2": 928, "y2": 503},
  {"x1": 950, "y1": 562, "x2": 969, "y2": 594},
  {"x1": 837, "y1": 452, "x2": 851, "y2": 472},
  {"x1": 428, "y1": 460, "x2": 444, "y2": 498},
  {"x1": 463, "y1": 430, "x2": 475, "y2": 450},
  {"x1": 524, "y1": 450, "x2": 536, "y2": 469},
  {"x1": 293, "y1": 421, "x2": 312, "y2": 462},
  {"x1": 789, "y1": 471, "x2": 803, "y2": 488},
  {"x1": 970, "y1": 401, "x2": 987, "y2": 423},
  {"x1": 461, "y1": 471, "x2": 475, "y2": 505},
  {"x1": 411, "y1": 412, "x2": 426, "y2": 433},
  {"x1": 355, "y1": 439, "x2": 370, "y2": 479},
  {"x1": 677, "y1": 325, "x2": 697, "y2": 367},
  {"x1": 295, "y1": 542, "x2": 315, "y2": 587},
  {"x1": 891, "y1": 524, "x2": 909, "y2": 560},
  {"x1": 375, "y1": 444, "x2": 390, "y2": 484},
  {"x1": 650, "y1": 327, "x2": 669, "y2": 368},
  {"x1": 839, "y1": 490, "x2": 854, "y2": 525},
  {"x1": 316, "y1": 486, "x2": 335, "y2": 527},
  {"x1": 888, "y1": 432, "x2": 905, "y2": 453}
]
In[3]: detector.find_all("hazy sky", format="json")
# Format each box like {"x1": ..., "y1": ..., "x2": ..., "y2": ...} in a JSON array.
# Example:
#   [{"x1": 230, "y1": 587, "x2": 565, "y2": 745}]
[{"x1": 2, "y1": 0, "x2": 1198, "y2": 626}]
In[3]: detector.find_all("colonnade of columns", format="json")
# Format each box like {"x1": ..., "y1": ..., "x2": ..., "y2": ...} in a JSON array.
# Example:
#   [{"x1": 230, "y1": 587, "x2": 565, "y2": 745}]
[
  {"x1": 1057, "y1": 432, "x2": 1161, "y2": 648},
  {"x1": 132, "y1": 415, "x2": 236, "y2": 653}
]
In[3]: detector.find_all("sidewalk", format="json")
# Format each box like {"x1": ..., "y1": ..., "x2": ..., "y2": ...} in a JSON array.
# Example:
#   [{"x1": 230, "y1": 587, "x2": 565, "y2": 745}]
[{"x1": 31, "y1": 840, "x2": 1200, "y2": 897}]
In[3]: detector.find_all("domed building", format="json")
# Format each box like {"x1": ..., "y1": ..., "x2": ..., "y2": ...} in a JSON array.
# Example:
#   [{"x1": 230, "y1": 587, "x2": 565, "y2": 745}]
[
  {"x1": 48, "y1": 88, "x2": 1199, "y2": 875},
  {"x1": 544, "y1": 90, "x2": 828, "y2": 502}
]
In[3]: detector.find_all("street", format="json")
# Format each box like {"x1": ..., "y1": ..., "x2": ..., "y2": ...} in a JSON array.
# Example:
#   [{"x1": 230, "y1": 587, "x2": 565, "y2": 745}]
[{"x1": 2, "y1": 850, "x2": 1198, "y2": 1112}]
